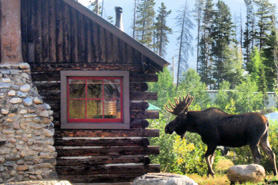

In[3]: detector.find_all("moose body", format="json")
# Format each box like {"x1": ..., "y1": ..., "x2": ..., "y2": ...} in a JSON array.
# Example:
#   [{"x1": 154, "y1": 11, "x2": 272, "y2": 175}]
[{"x1": 165, "y1": 96, "x2": 277, "y2": 176}]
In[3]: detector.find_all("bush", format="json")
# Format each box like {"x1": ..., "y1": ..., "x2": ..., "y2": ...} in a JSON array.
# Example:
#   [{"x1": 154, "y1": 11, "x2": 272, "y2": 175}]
[{"x1": 149, "y1": 112, "x2": 221, "y2": 176}]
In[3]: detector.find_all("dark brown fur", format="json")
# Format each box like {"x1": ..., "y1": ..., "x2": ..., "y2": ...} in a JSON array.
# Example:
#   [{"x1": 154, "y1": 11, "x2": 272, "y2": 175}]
[{"x1": 165, "y1": 108, "x2": 277, "y2": 176}]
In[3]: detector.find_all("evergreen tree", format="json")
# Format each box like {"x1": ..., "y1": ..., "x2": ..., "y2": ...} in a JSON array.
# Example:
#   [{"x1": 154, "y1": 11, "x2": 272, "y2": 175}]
[
  {"x1": 243, "y1": 0, "x2": 255, "y2": 68},
  {"x1": 253, "y1": 0, "x2": 275, "y2": 50},
  {"x1": 222, "y1": 44, "x2": 245, "y2": 88},
  {"x1": 198, "y1": 0, "x2": 214, "y2": 88},
  {"x1": 135, "y1": 0, "x2": 156, "y2": 49},
  {"x1": 193, "y1": 0, "x2": 205, "y2": 73},
  {"x1": 176, "y1": 3, "x2": 195, "y2": 87},
  {"x1": 262, "y1": 29, "x2": 278, "y2": 90},
  {"x1": 154, "y1": 3, "x2": 172, "y2": 57},
  {"x1": 211, "y1": 0, "x2": 235, "y2": 89}
]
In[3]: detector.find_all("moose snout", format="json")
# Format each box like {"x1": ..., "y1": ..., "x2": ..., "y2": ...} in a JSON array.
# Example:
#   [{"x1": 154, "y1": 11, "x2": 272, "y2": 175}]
[{"x1": 165, "y1": 124, "x2": 174, "y2": 134}]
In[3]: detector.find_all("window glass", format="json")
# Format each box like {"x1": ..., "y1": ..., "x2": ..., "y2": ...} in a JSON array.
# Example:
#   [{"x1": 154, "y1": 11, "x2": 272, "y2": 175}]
[
  {"x1": 69, "y1": 79, "x2": 85, "y2": 98},
  {"x1": 104, "y1": 79, "x2": 121, "y2": 99},
  {"x1": 87, "y1": 80, "x2": 102, "y2": 98},
  {"x1": 69, "y1": 100, "x2": 86, "y2": 119},
  {"x1": 87, "y1": 100, "x2": 103, "y2": 119},
  {"x1": 67, "y1": 77, "x2": 122, "y2": 122}
]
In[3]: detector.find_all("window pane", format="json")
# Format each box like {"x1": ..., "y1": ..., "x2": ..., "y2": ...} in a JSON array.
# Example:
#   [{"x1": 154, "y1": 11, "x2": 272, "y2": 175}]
[
  {"x1": 87, "y1": 100, "x2": 103, "y2": 119},
  {"x1": 104, "y1": 100, "x2": 121, "y2": 119},
  {"x1": 69, "y1": 100, "x2": 85, "y2": 119},
  {"x1": 87, "y1": 80, "x2": 102, "y2": 98},
  {"x1": 69, "y1": 79, "x2": 85, "y2": 98},
  {"x1": 104, "y1": 79, "x2": 121, "y2": 99}
]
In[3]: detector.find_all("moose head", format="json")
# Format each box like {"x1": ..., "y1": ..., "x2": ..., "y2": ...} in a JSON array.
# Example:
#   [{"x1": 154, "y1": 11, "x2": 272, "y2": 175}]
[{"x1": 164, "y1": 95, "x2": 194, "y2": 137}]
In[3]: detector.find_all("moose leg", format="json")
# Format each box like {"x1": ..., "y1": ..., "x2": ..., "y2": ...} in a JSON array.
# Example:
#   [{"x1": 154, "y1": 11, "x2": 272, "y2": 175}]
[
  {"x1": 259, "y1": 133, "x2": 277, "y2": 176},
  {"x1": 205, "y1": 145, "x2": 217, "y2": 177},
  {"x1": 249, "y1": 143, "x2": 261, "y2": 164},
  {"x1": 210, "y1": 151, "x2": 216, "y2": 167}
]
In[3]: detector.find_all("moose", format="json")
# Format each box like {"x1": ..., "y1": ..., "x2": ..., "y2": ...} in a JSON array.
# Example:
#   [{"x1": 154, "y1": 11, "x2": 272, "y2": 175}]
[{"x1": 164, "y1": 95, "x2": 277, "y2": 177}]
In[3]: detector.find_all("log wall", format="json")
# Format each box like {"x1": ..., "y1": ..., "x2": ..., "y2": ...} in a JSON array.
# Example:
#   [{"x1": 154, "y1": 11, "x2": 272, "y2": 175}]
[{"x1": 20, "y1": 0, "x2": 162, "y2": 183}]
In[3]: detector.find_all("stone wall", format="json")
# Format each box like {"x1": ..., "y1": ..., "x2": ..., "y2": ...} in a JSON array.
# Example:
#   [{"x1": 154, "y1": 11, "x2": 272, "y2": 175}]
[{"x1": 0, "y1": 63, "x2": 57, "y2": 183}]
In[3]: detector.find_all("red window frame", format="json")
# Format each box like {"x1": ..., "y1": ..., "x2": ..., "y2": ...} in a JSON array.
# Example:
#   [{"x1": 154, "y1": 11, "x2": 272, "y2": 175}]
[{"x1": 67, "y1": 76, "x2": 123, "y2": 123}]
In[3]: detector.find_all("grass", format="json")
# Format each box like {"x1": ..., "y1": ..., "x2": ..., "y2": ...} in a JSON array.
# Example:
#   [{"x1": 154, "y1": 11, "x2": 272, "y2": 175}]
[{"x1": 186, "y1": 158, "x2": 278, "y2": 185}]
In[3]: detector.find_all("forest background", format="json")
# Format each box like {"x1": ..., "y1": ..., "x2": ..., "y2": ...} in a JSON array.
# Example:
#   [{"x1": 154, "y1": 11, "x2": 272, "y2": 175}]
[{"x1": 77, "y1": 0, "x2": 278, "y2": 178}]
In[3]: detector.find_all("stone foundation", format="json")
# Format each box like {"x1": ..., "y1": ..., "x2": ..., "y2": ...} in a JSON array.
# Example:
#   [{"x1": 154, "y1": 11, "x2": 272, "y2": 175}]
[{"x1": 0, "y1": 63, "x2": 57, "y2": 183}]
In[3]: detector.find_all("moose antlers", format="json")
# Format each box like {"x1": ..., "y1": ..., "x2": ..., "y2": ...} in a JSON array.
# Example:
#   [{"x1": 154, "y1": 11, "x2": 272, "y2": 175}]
[{"x1": 164, "y1": 95, "x2": 194, "y2": 115}]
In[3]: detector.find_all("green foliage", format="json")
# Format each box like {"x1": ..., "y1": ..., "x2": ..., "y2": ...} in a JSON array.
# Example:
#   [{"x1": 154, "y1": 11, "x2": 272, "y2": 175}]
[
  {"x1": 177, "y1": 69, "x2": 211, "y2": 110},
  {"x1": 222, "y1": 44, "x2": 245, "y2": 89},
  {"x1": 148, "y1": 68, "x2": 176, "y2": 109},
  {"x1": 215, "y1": 78, "x2": 264, "y2": 114}
]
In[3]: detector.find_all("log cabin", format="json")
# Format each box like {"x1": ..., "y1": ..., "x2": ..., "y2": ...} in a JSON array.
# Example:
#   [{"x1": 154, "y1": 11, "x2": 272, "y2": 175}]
[{"x1": 0, "y1": 0, "x2": 169, "y2": 184}]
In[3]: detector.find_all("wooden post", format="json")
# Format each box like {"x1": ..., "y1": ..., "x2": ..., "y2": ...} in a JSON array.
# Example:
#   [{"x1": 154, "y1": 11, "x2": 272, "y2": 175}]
[{"x1": 1, "y1": 0, "x2": 23, "y2": 63}]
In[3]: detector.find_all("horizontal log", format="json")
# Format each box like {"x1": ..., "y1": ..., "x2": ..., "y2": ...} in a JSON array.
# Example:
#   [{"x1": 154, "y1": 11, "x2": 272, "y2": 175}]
[
  {"x1": 35, "y1": 82, "x2": 149, "y2": 92},
  {"x1": 131, "y1": 111, "x2": 159, "y2": 119},
  {"x1": 55, "y1": 138, "x2": 150, "y2": 147},
  {"x1": 58, "y1": 174, "x2": 140, "y2": 183},
  {"x1": 55, "y1": 129, "x2": 159, "y2": 137},
  {"x1": 56, "y1": 146, "x2": 159, "y2": 157},
  {"x1": 130, "y1": 119, "x2": 149, "y2": 129},
  {"x1": 31, "y1": 63, "x2": 142, "y2": 72},
  {"x1": 130, "y1": 92, "x2": 157, "y2": 100},
  {"x1": 130, "y1": 74, "x2": 158, "y2": 83},
  {"x1": 130, "y1": 102, "x2": 149, "y2": 111},
  {"x1": 130, "y1": 83, "x2": 148, "y2": 91},
  {"x1": 56, "y1": 164, "x2": 160, "y2": 175},
  {"x1": 33, "y1": 82, "x2": 60, "y2": 90},
  {"x1": 56, "y1": 155, "x2": 150, "y2": 166}
]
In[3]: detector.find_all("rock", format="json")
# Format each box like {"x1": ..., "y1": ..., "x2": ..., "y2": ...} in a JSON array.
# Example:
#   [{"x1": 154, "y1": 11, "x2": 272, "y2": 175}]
[
  {"x1": 0, "y1": 82, "x2": 10, "y2": 89},
  {"x1": 16, "y1": 165, "x2": 29, "y2": 171},
  {"x1": 8, "y1": 90, "x2": 16, "y2": 96},
  {"x1": 132, "y1": 173, "x2": 198, "y2": 185},
  {"x1": 227, "y1": 164, "x2": 265, "y2": 184},
  {"x1": 2, "y1": 78, "x2": 11, "y2": 83},
  {"x1": 19, "y1": 63, "x2": 30, "y2": 69},
  {"x1": 1, "y1": 109, "x2": 9, "y2": 115},
  {"x1": 17, "y1": 91, "x2": 27, "y2": 97},
  {"x1": 20, "y1": 84, "x2": 31, "y2": 92},
  {"x1": 34, "y1": 97, "x2": 43, "y2": 104},
  {"x1": 10, "y1": 98, "x2": 22, "y2": 104},
  {"x1": 23, "y1": 97, "x2": 33, "y2": 106}
]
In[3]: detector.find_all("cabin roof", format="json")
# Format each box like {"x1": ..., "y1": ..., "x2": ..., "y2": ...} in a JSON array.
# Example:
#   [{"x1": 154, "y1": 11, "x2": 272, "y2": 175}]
[{"x1": 63, "y1": 0, "x2": 169, "y2": 70}]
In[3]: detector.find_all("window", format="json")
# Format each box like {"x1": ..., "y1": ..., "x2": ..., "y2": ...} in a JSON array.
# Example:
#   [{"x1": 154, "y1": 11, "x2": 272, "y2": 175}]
[{"x1": 61, "y1": 71, "x2": 130, "y2": 129}]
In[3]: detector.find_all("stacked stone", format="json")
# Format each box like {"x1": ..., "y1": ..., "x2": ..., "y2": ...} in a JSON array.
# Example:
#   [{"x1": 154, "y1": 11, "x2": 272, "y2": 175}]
[{"x1": 0, "y1": 63, "x2": 57, "y2": 183}]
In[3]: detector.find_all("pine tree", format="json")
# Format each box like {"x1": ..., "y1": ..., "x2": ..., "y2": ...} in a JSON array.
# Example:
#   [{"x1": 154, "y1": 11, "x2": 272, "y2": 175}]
[
  {"x1": 198, "y1": 0, "x2": 214, "y2": 87},
  {"x1": 222, "y1": 44, "x2": 244, "y2": 88},
  {"x1": 176, "y1": 2, "x2": 195, "y2": 87},
  {"x1": 135, "y1": 0, "x2": 156, "y2": 49},
  {"x1": 253, "y1": 0, "x2": 275, "y2": 50},
  {"x1": 193, "y1": 0, "x2": 205, "y2": 73},
  {"x1": 211, "y1": 0, "x2": 235, "y2": 89},
  {"x1": 154, "y1": 3, "x2": 172, "y2": 57},
  {"x1": 243, "y1": 0, "x2": 255, "y2": 68}
]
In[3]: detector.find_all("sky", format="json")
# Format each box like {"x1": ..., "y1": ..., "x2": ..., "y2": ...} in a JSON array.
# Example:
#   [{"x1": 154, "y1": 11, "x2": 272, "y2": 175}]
[{"x1": 78, "y1": 0, "x2": 278, "y2": 70}]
